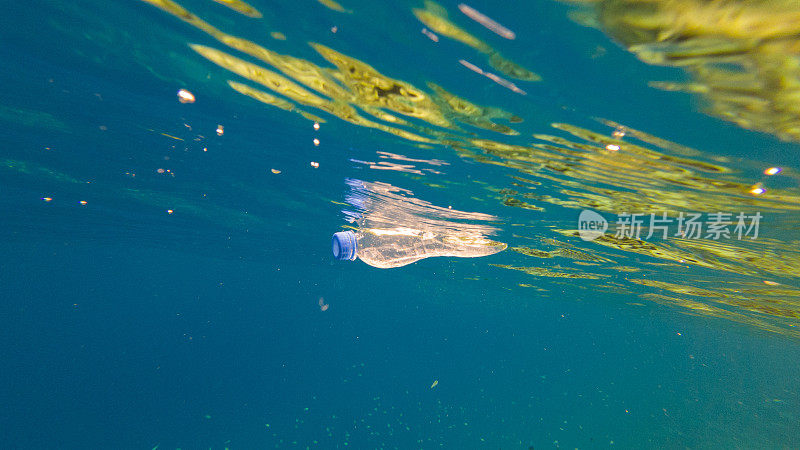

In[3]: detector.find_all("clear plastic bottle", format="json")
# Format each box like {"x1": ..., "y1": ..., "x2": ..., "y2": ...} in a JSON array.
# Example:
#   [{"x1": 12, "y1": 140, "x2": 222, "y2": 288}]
[
  {"x1": 332, "y1": 226, "x2": 507, "y2": 269},
  {"x1": 333, "y1": 178, "x2": 507, "y2": 268}
]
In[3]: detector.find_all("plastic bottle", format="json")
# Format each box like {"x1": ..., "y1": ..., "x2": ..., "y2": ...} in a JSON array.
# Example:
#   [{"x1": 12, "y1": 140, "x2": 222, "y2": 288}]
[
  {"x1": 333, "y1": 178, "x2": 507, "y2": 268},
  {"x1": 332, "y1": 226, "x2": 507, "y2": 269}
]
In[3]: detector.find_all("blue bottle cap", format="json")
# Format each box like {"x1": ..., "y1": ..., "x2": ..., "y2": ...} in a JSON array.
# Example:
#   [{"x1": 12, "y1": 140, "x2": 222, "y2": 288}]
[{"x1": 332, "y1": 231, "x2": 357, "y2": 261}]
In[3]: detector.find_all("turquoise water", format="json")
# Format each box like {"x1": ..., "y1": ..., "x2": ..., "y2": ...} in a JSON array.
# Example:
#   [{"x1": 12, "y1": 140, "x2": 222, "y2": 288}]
[{"x1": 2, "y1": 0, "x2": 800, "y2": 448}]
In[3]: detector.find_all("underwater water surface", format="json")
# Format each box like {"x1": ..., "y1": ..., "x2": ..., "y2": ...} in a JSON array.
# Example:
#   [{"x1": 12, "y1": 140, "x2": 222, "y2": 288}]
[{"x1": 1, "y1": 0, "x2": 800, "y2": 448}]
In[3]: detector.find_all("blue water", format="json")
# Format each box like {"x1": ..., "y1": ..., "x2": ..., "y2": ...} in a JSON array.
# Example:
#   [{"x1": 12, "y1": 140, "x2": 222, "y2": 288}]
[{"x1": 2, "y1": 0, "x2": 799, "y2": 448}]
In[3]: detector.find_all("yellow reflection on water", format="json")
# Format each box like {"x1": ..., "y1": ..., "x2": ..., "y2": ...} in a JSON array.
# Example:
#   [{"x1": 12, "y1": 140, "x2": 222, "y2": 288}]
[
  {"x1": 413, "y1": 0, "x2": 540, "y2": 81},
  {"x1": 563, "y1": 0, "x2": 800, "y2": 143},
  {"x1": 132, "y1": 0, "x2": 800, "y2": 337},
  {"x1": 212, "y1": 0, "x2": 262, "y2": 18},
  {"x1": 317, "y1": 0, "x2": 349, "y2": 13}
]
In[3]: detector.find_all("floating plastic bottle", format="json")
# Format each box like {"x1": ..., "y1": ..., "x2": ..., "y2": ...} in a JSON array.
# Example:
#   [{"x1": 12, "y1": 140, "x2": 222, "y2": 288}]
[
  {"x1": 332, "y1": 179, "x2": 507, "y2": 268},
  {"x1": 332, "y1": 227, "x2": 506, "y2": 268}
]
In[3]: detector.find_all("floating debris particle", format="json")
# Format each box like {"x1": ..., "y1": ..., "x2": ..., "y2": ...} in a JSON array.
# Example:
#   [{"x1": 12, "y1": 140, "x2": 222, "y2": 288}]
[
  {"x1": 216, "y1": 125, "x2": 224, "y2": 136},
  {"x1": 166, "y1": 209, "x2": 174, "y2": 214},
  {"x1": 459, "y1": 59, "x2": 526, "y2": 95},
  {"x1": 271, "y1": 168, "x2": 281, "y2": 174},
  {"x1": 313, "y1": 122, "x2": 320, "y2": 130},
  {"x1": 270, "y1": 31, "x2": 286, "y2": 40},
  {"x1": 458, "y1": 3, "x2": 516, "y2": 40},
  {"x1": 313, "y1": 138, "x2": 320, "y2": 146},
  {"x1": 430, "y1": 380, "x2": 438, "y2": 389},
  {"x1": 310, "y1": 161, "x2": 320, "y2": 168},
  {"x1": 177, "y1": 89, "x2": 195, "y2": 103},
  {"x1": 421, "y1": 28, "x2": 439, "y2": 42},
  {"x1": 42, "y1": 197, "x2": 52, "y2": 202},
  {"x1": 160, "y1": 133, "x2": 183, "y2": 141},
  {"x1": 764, "y1": 167, "x2": 782, "y2": 176}
]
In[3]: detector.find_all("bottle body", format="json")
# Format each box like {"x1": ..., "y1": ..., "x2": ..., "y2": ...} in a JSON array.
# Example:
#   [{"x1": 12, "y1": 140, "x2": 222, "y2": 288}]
[
  {"x1": 353, "y1": 228, "x2": 433, "y2": 269},
  {"x1": 333, "y1": 178, "x2": 507, "y2": 269},
  {"x1": 332, "y1": 227, "x2": 506, "y2": 269}
]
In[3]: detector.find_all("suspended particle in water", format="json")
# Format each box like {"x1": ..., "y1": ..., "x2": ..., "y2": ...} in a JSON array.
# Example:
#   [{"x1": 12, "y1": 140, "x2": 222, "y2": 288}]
[
  {"x1": 157, "y1": 168, "x2": 165, "y2": 173},
  {"x1": 606, "y1": 144, "x2": 620, "y2": 151},
  {"x1": 749, "y1": 184, "x2": 766, "y2": 195},
  {"x1": 313, "y1": 138, "x2": 320, "y2": 146},
  {"x1": 42, "y1": 197, "x2": 53, "y2": 202},
  {"x1": 216, "y1": 125, "x2": 224, "y2": 136},
  {"x1": 177, "y1": 89, "x2": 195, "y2": 103},
  {"x1": 764, "y1": 167, "x2": 782, "y2": 175},
  {"x1": 430, "y1": 380, "x2": 438, "y2": 389},
  {"x1": 270, "y1": 31, "x2": 286, "y2": 40},
  {"x1": 166, "y1": 209, "x2": 174, "y2": 214},
  {"x1": 310, "y1": 161, "x2": 320, "y2": 168},
  {"x1": 271, "y1": 168, "x2": 281, "y2": 174},
  {"x1": 458, "y1": 3, "x2": 515, "y2": 39},
  {"x1": 313, "y1": 122, "x2": 320, "y2": 131},
  {"x1": 79, "y1": 200, "x2": 87, "y2": 205},
  {"x1": 421, "y1": 28, "x2": 439, "y2": 42}
]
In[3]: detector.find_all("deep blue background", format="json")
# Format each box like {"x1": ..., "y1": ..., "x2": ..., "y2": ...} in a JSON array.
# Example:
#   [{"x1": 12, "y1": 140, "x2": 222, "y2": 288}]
[{"x1": 1, "y1": 0, "x2": 799, "y2": 448}]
